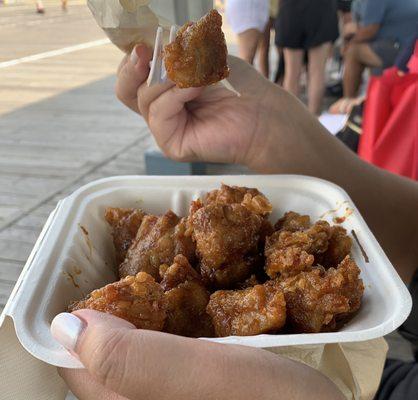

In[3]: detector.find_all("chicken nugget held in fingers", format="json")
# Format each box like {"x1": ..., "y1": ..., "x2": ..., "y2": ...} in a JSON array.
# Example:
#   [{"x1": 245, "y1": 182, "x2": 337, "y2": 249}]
[{"x1": 164, "y1": 10, "x2": 229, "y2": 88}]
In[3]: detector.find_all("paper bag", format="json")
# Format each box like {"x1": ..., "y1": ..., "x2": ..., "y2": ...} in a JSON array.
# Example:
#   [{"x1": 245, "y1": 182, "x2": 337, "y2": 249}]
[
  {"x1": 87, "y1": 0, "x2": 171, "y2": 53},
  {"x1": 269, "y1": 339, "x2": 388, "y2": 400}
]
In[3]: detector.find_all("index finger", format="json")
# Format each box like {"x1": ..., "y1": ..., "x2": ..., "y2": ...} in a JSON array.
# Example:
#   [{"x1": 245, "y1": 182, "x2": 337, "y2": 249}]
[{"x1": 115, "y1": 44, "x2": 153, "y2": 114}]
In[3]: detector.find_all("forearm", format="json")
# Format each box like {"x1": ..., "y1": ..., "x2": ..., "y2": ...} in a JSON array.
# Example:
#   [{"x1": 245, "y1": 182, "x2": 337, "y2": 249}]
[
  {"x1": 352, "y1": 25, "x2": 379, "y2": 43},
  {"x1": 251, "y1": 90, "x2": 418, "y2": 283}
]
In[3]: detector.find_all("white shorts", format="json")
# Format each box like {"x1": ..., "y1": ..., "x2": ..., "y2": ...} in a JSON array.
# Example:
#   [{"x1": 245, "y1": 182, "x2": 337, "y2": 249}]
[{"x1": 225, "y1": 0, "x2": 269, "y2": 34}]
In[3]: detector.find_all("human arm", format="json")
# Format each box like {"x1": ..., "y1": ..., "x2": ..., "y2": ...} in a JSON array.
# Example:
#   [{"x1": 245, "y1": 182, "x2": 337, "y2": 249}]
[
  {"x1": 54, "y1": 310, "x2": 345, "y2": 400},
  {"x1": 116, "y1": 46, "x2": 418, "y2": 283},
  {"x1": 351, "y1": 0, "x2": 385, "y2": 42},
  {"x1": 352, "y1": 24, "x2": 380, "y2": 42}
]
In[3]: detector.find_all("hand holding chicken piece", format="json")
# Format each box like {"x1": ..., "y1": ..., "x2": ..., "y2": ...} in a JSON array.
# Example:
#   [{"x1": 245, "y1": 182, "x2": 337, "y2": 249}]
[{"x1": 164, "y1": 10, "x2": 229, "y2": 88}]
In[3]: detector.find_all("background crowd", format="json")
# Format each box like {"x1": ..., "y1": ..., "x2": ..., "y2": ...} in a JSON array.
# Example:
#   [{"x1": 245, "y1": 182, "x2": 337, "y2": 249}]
[{"x1": 222, "y1": 0, "x2": 418, "y2": 181}]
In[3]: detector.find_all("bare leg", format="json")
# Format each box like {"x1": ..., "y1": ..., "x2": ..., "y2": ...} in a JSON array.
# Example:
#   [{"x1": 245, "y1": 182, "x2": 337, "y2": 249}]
[
  {"x1": 283, "y1": 48, "x2": 304, "y2": 97},
  {"x1": 307, "y1": 42, "x2": 332, "y2": 115},
  {"x1": 62, "y1": 0, "x2": 68, "y2": 11},
  {"x1": 275, "y1": 47, "x2": 285, "y2": 85},
  {"x1": 343, "y1": 42, "x2": 382, "y2": 98},
  {"x1": 237, "y1": 29, "x2": 263, "y2": 65},
  {"x1": 258, "y1": 18, "x2": 274, "y2": 78},
  {"x1": 36, "y1": 1, "x2": 44, "y2": 13}
]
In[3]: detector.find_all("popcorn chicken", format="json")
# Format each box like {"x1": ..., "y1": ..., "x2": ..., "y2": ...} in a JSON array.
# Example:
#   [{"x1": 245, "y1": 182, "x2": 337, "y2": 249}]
[
  {"x1": 164, "y1": 10, "x2": 229, "y2": 88},
  {"x1": 69, "y1": 272, "x2": 167, "y2": 331},
  {"x1": 207, "y1": 280, "x2": 286, "y2": 337}
]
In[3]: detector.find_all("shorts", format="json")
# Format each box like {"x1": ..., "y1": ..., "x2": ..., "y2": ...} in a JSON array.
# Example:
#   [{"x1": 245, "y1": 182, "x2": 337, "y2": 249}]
[
  {"x1": 370, "y1": 39, "x2": 401, "y2": 69},
  {"x1": 226, "y1": 0, "x2": 269, "y2": 34},
  {"x1": 337, "y1": 0, "x2": 353, "y2": 13},
  {"x1": 275, "y1": 0, "x2": 339, "y2": 49}
]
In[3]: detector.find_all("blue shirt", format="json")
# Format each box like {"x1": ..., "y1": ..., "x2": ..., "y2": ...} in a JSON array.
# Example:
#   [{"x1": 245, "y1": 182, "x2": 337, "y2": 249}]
[{"x1": 352, "y1": 0, "x2": 418, "y2": 47}]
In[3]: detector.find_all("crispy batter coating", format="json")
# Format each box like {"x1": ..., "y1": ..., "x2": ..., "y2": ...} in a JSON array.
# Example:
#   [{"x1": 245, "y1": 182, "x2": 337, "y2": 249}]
[
  {"x1": 201, "y1": 254, "x2": 263, "y2": 289},
  {"x1": 265, "y1": 220, "x2": 332, "y2": 278},
  {"x1": 160, "y1": 254, "x2": 201, "y2": 292},
  {"x1": 164, "y1": 10, "x2": 229, "y2": 88},
  {"x1": 69, "y1": 272, "x2": 167, "y2": 330},
  {"x1": 119, "y1": 211, "x2": 195, "y2": 280},
  {"x1": 207, "y1": 280, "x2": 286, "y2": 337},
  {"x1": 238, "y1": 274, "x2": 260, "y2": 289},
  {"x1": 160, "y1": 255, "x2": 214, "y2": 337},
  {"x1": 275, "y1": 211, "x2": 311, "y2": 232},
  {"x1": 279, "y1": 256, "x2": 364, "y2": 333},
  {"x1": 104, "y1": 207, "x2": 145, "y2": 265},
  {"x1": 204, "y1": 184, "x2": 273, "y2": 217},
  {"x1": 318, "y1": 226, "x2": 353, "y2": 268},
  {"x1": 190, "y1": 202, "x2": 263, "y2": 287}
]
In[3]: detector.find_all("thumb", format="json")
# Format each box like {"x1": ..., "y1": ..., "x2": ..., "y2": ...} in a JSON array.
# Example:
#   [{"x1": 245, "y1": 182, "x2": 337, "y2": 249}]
[
  {"x1": 51, "y1": 310, "x2": 139, "y2": 395},
  {"x1": 51, "y1": 310, "x2": 223, "y2": 400}
]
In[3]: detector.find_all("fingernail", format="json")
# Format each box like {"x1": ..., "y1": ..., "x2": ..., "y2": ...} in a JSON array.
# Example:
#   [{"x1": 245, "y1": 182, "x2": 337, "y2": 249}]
[
  {"x1": 51, "y1": 313, "x2": 85, "y2": 351},
  {"x1": 130, "y1": 46, "x2": 139, "y2": 65}
]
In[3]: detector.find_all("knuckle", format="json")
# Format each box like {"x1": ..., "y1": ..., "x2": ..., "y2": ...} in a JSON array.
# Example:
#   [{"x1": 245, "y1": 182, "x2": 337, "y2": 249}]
[
  {"x1": 88, "y1": 329, "x2": 132, "y2": 390},
  {"x1": 148, "y1": 102, "x2": 159, "y2": 122}
]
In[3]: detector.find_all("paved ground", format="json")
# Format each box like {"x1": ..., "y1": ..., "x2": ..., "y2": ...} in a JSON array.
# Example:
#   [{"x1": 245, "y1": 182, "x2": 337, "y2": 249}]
[
  {"x1": 0, "y1": 1, "x2": 154, "y2": 308},
  {"x1": 0, "y1": 1, "x2": 413, "y2": 382}
]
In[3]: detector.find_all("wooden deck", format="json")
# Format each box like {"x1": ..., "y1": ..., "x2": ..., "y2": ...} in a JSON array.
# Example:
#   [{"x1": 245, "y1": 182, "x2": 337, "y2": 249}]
[{"x1": 0, "y1": 1, "x2": 154, "y2": 310}]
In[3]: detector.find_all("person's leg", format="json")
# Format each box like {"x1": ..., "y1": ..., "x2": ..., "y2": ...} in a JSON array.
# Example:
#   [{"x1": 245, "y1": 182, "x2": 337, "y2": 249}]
[
  {"x1": 283, "y1": 48, "x2": 304, "y2": 97},
  {"x1": 62, "y1": 0, "x2": 68, "y2": 11},
  {"x1": 343, "y1": 42, "x2": 382, "y2": 98},
  {"x1": 237, "y1": 29, "x2": 263, "y2": 65},
  {"x1": 275, "y1": 47, "x2": 285, "y2": 85},
  {"x1": 36, "y1": 0, "x2": 44, "y2": 13},
  {"x1": 329, "y1": 42, "x2": 383, "y2": 114},
  {"x1": 257, "y1": 18, "x2": 274, "y2": 78},
  {"x1": 307, "y1": 42, "x2": 332, "y2": 115}
]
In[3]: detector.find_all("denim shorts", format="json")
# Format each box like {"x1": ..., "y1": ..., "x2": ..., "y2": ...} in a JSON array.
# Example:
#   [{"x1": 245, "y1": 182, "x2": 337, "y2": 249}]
[{"x1": 370, "y1": 39, "x2": 401, "y2": 69}]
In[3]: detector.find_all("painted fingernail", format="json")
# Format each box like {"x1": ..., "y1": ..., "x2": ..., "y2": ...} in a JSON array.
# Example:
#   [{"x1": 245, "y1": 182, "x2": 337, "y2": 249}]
[
  {"x1": 130, "y1": 46, "x2": 139, "y2": 65},
  {"x1": 51, "y1": 313, "x2": 85, "y2": 352}
]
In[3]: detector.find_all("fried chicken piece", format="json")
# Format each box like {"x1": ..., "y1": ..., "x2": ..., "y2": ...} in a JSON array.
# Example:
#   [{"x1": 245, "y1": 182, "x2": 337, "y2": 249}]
[
  {"x1": 104, "y1": 208, "x2": 145, "y2": 265},
  {"x1": 69, "y1": 272, "x2": 167, "y2": 330},
  {"x1": 202, "y1": 254, "x2": 264, "y2": 289},
  {"x1": 119, "y1": 211, "x2": 195, "y2": 281},
  {"x1": 265, "y1": 220, "x2": 332, "y2": 278},
  {"x1": 318, "y1": 226, "x2": 353, "y2": 268},
  {"x1": 204, "y1": 184, "x2": 273, "y2": 217},
  {"x1": 274, "y1": 211, "x2": 311, "y2": 232},
  {"x1": 160, "y1": 255, "x2": 214, "y2": 337},
  {"x1": 160, "y1": 254, "x2": 201, "y2": 292},
  {"x1": 238, "y1": 274, "x2": 260, "y2": 289},
  {"x1": 207, "y1": 280, "x2": 286, "y2": 337},
  {"x1": 164, "y1": 10, "x2": 229, "y2": 88},
  {"x1": 190, "y1": 202, "x2": 263, "y2": 287},
  {"x1": 279, "y1": 256, "x2": 364, "y2": 333}
]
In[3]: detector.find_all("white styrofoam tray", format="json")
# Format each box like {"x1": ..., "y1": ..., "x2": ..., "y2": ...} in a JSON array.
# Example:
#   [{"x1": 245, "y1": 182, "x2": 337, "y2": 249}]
[{"x1": 1, "y1": 175, "x2": 412, "y2": 369}]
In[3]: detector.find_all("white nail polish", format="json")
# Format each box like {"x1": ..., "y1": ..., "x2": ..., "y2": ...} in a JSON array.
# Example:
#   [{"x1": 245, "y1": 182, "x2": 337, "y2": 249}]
[
  {"x1": 130, "y1": 46, "x2": 139, "y2": 65},
  {"x1": 51, "y1": 313, "x2": 85, "y2": 351}
]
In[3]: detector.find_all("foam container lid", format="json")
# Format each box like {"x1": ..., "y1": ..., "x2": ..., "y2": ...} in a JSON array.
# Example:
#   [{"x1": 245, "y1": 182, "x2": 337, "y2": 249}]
[{"x1": 2, "y1": 175, "x2": 412, "y2": 369}]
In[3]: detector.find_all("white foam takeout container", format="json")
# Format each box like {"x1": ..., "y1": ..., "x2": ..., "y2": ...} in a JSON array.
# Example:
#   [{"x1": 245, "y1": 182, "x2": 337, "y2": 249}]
[{"x1": 1, "y1": 175, "x2": 412, "y2": 369}]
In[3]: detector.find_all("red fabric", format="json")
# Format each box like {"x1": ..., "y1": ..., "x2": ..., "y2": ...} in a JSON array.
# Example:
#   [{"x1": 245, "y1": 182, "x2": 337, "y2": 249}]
[
  {"x1": 358, "y1": 67, "x2": 418, "y2": 180},
  {"x1": 408, "y1": 42, "x2": 418, "y2": 73}
]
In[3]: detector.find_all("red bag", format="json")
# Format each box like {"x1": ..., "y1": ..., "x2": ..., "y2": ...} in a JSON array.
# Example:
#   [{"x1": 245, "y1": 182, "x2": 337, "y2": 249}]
[{"x1": 358, "y1": 67, "x2": 418, "y2": 180}]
